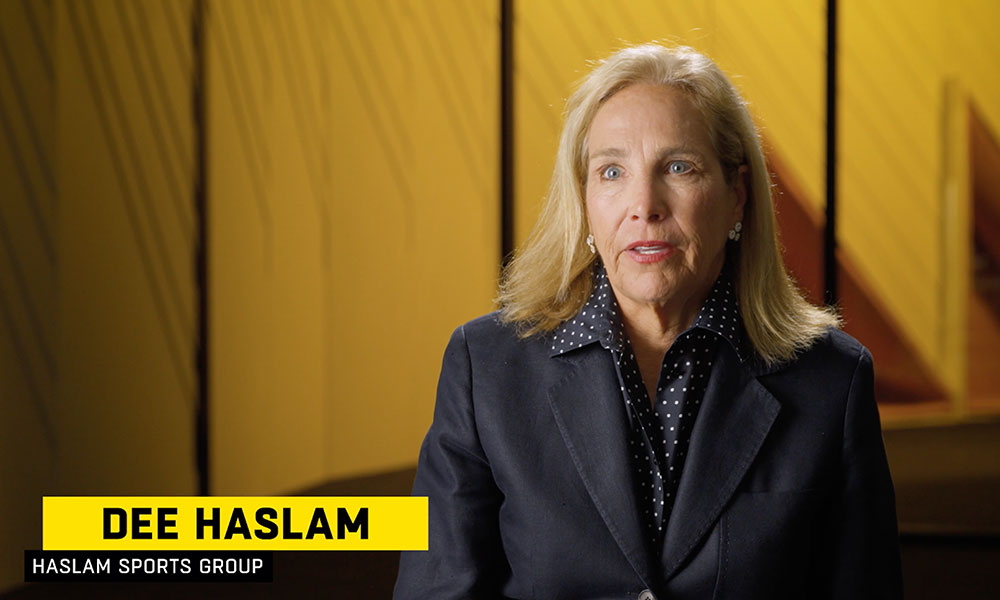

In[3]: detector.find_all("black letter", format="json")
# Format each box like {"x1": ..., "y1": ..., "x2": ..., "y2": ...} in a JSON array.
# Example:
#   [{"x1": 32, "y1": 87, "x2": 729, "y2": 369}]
[
  {"x1": 158, "y1": 507, "x2": 178, "y2": 539},
  {"x1": 225, "y1": 508, "x2": 251, "y2": 539},
  {"x1": 255, "y1": 508, "x2": 278, "y2": 539},
  {"x1": 282, "y1": 507, "x2": 302, "y2": 539},
  {"x1": 132, "y1": 507, "x2": 152, "y2": 539},
  {"x1": 337, "y1": 507, "x2": 368, "y2": 539},
  {"x1": 103, "y1": 508, "x2": 127, "y2": 539},
  {"x1": 306, "y1": 508, "x2": 333, "y2": 539},
  {"x1": 197, "y1": 507, "x2": 219, "y2": 539}
]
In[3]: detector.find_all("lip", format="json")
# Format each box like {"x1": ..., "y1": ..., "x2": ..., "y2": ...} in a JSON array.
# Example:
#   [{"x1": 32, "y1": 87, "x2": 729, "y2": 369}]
[{"x1": 624, "y1": 240, "x2": 675, "y2": 264}]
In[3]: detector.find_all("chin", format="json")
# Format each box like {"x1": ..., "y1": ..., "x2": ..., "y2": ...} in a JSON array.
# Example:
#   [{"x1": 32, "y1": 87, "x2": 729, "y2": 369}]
[{"x1": 624, "y1": 283, "x2": 678, "y2": 308}]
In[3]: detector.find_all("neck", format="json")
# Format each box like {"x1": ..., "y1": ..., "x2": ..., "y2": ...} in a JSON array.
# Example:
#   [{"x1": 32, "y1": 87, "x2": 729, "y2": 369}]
[
  {"x1": 617, "y1": 269, "x2": 720, "y2": 354},
  {"x1": 619, "y1": 296, "x2": 700, "y2": 358},
  {"x1": 618, "y1": 283, "x2": 713, "y2": 404}
]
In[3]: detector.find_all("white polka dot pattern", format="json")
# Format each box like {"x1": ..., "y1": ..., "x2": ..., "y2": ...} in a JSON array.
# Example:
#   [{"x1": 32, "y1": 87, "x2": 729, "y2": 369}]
[{"x1": 550, "y1": 264, "x2": 747, "y2": 551}]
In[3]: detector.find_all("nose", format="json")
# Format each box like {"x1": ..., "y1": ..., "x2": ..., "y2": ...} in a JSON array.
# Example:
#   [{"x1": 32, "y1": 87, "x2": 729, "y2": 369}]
[{"x1": 628, "y1": 176, "x2": 668, "y2": 222}]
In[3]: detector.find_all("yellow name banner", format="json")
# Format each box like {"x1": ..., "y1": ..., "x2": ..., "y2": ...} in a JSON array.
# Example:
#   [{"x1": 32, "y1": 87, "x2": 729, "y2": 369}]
[{"x1": 42, "y1": 497, "x2": 427, "y2": 551}]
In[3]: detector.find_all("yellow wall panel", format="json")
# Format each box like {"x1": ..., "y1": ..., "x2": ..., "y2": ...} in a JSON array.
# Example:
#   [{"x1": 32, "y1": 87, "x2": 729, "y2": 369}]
[
  {"x1": 210, "y1": 0, "x2": 327, "y2": 494},
  {"x1": 0, "y1": 2, "x2": 57, "y2": 590},
  {"x1": 55, "y1": 0, "x2": 198, "y2": 494},
  {"x1": 323, "y1": 0, "x2": 499, "y2": 481},
  {"x1": 953, "y1": 1, "x2": 1000, "y2": 137},
  {"x1": 210, "y1": 0, "x2": 500, "y2": 493},
  {"x1": 2, "y1": 0, "x2": 199, "y2": 591},
  {"x1": 714, "y1": 0, "x2": 825, "y2": 214},
  {"x1": 839, "y1": 0, "x2": 948, "y2": 385}
]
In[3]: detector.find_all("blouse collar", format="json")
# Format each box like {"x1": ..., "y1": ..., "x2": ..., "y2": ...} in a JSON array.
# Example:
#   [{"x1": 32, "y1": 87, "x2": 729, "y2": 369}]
[{"x1": 549, "y1": 263, "x2": 749, "y2": 362}]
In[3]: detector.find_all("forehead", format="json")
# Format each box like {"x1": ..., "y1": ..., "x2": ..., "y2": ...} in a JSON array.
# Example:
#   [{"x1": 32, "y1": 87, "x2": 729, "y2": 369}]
[{"x1": 587, "y1": 83, "x2": 712, "y2": 156}]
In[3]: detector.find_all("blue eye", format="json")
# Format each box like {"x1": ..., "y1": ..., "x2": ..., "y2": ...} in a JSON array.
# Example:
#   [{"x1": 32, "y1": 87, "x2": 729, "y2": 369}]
[
  {"x1": 602, "y1": 165, "x2": 622, "y2": 180},
  {"x1": 667, "y1": 161, "x2": 692, "y2": 175}
]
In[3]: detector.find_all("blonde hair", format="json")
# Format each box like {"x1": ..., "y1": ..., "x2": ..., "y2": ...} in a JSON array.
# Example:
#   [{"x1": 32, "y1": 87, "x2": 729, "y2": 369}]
[{"x1": 497, "y1": 43, "x2": 839, "y2": 365}]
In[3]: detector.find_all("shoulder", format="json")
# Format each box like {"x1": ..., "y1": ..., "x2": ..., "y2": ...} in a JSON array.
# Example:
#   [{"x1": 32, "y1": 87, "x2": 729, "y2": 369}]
[
  {"x1": 458, "y1": 311, "x2": 513, "y2": 340},
  {"x1": 444, "y1": 311, "x2": 559, "y2": 390},
  {"x1": 454, "y1": 311, "x2": 550, "y2": 358},
  {"x1": 760, "y1": 327, "x2": 871, "y2": 400},
  {"x1": 798, "y1": 327, "x2": 869, "y2": 371},
  {"x1": 749, "y1": 329, "x2": 877, "y2": 467},
  {"x1": 772, "y1": 326, "x2": 868, "y2": 374},
  {"x1": 441, "y1": 311, "x2": 553, "y2": 373}
]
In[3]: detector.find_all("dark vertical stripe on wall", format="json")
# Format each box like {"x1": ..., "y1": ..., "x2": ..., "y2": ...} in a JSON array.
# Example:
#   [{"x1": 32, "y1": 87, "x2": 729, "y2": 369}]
[
  {"x1": 500, "y1": 0, "x2": 514, "y2": 266},
  {"x1": 194, "y1": 0, "x2": 210, "y2": 496},
  {"x1": 824, "y1": 0, "x2": 838, "y2": 306}
]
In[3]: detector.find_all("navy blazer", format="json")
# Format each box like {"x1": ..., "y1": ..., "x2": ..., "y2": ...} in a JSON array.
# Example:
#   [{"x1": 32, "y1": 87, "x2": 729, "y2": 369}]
[{"x1": 395, "y1": 312, "x2": 902, "y2": 599}]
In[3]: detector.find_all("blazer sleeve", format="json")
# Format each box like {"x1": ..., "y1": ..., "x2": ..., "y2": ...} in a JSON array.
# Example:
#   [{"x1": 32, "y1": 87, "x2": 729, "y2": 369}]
[
  {"x1": 393, "y1": 325, "x2": 510, "y2": 599},
  {"x1": 811, "y1": 348, "x2": 904, "y2": 599}
]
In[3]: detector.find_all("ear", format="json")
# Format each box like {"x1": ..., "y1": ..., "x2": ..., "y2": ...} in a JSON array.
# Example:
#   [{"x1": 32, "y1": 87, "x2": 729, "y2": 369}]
[{"x1": 730, "y1": 164, "x2": 748, "y2": 223}]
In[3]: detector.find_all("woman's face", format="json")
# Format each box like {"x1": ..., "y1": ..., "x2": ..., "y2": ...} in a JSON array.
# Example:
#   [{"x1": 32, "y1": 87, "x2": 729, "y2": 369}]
[{"x1": 584, "y1": 83, "x2": 745, "y2": 318}]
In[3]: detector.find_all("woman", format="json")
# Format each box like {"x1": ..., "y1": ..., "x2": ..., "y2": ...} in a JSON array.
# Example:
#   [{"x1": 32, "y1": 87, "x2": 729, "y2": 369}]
[{"x1": 395, "y1": 44, "x2": 902, "y2": 599}]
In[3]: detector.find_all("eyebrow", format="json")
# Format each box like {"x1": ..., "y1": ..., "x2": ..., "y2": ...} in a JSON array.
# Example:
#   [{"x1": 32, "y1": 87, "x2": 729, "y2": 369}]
[
  {"x1": 588, "y1": 147, "x2": 626, "y2": 162},
  {"x1": 587, "y1": 145, "x2": 704, "y2": 163}
]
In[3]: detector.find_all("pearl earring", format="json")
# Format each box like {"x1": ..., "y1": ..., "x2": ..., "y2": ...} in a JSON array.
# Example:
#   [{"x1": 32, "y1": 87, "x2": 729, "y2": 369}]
[
  {"x1": 728, "y1": 222, "x2": 742, "y2": 242},
  {"x1": 586, "y1": 234, "x2": 596, "y2": 254}
]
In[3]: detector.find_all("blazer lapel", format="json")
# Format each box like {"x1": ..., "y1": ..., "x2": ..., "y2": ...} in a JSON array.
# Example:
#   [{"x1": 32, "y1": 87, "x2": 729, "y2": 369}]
[
  {"x1": 660, "y1": 345, "x2": 781, "y2": 581},
  {"x1": 547, "y1": 347, "x2": 654, "y2": 587}
]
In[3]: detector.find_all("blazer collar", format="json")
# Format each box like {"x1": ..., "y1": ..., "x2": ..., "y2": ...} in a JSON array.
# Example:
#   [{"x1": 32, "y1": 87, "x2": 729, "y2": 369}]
[
  {"x1": 546, "y1": 339, "x2": 781, "y2": 587},
  {"x1": 659, "y1": 342, "x2": 781, "y2": 581},
  {"x1": 546, "y1": 345, "x2": 656, "y2": 587}
]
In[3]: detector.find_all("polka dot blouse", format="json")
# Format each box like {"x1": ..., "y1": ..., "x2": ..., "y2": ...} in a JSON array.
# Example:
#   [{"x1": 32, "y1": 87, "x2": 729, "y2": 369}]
[{"x1": 550, "y1": 263, "x2": 748, "y2": 553}]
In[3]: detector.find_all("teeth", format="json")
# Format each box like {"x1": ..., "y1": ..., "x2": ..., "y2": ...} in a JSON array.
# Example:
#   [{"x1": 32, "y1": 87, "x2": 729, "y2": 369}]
[{"x1": 633, "y1": 246, "x2": 664, "y2": 254}]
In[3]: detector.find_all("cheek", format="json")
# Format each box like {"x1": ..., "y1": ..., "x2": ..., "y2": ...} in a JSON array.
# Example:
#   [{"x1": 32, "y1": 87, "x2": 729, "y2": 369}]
[
  {"x1": 585, "y1": 196, "x2": 622, "y2": 240},
  {"x1": 682, "y1": 200, "x2": 729, "y2": 254}
]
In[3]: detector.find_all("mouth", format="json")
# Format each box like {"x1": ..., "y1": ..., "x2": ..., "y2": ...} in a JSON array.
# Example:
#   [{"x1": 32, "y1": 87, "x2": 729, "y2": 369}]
[{"x1": 624, "y1": 240, "x2": 675, "y2": 264}]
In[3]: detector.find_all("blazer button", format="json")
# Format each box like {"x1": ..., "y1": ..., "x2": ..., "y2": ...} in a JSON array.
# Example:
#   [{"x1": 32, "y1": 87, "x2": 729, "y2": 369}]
[{"x1": 638, "y1": 590, "x2": 657, "y2": 600}]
